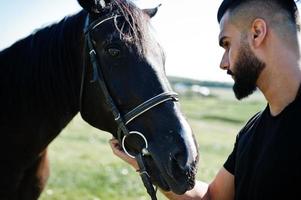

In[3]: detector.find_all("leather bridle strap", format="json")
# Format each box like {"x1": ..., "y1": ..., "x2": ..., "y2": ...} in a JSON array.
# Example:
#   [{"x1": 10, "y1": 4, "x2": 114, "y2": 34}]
[
  {"x1": 86, "y1": 33, "x2": 129, "y2": 137},
  {"x1": 136, "y1": 153, "x2": 158, "y2": 200},
  {"x1": 116, "y1": 91, "x2": 178, "y2": 143},
  {"x1": 123, "y1": 92, "x2": 178, "y2": 125}
]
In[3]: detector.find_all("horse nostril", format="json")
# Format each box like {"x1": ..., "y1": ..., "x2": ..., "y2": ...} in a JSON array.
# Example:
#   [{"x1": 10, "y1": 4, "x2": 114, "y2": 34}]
[
  {"x1": 166, "y1": 151, "x2": 189, "y2": 181},
  {"x1": 171, "y1": 151, "x2": 188, "y2": 171}
]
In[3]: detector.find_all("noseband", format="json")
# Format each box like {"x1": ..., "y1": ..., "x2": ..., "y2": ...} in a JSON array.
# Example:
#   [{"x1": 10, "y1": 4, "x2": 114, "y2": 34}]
[{"x1": 82, "y1": 14, "x2": 178, "y2": 200}]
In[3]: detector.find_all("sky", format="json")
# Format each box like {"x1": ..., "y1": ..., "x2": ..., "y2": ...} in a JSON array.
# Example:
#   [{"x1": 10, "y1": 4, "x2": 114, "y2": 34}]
[{"x1": 0, "y1": 0, "x2": 230, "y2": 82}]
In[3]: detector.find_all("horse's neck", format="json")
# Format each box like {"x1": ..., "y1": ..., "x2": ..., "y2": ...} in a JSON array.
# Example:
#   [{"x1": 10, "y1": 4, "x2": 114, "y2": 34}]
[{"x1": 0, "y1": 11, "x2": 87, "y2": 127}]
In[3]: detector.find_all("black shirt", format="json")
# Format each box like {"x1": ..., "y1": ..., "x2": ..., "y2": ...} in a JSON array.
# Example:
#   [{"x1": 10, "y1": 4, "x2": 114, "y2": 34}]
[{"x1": 224, "y1": 88, "x2": 301, "y2": 200}]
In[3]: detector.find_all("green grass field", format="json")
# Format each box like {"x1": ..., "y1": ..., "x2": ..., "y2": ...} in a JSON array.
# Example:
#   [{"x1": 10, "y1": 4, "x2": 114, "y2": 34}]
[{"x1": 40, "y1": 88, "x2": 266, "y2": 200}]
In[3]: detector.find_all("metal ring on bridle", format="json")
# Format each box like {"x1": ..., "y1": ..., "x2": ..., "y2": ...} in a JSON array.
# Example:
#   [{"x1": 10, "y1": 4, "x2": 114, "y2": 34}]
[{"x1": 122, "y1": 131, "x2": 148, "y2": 158}]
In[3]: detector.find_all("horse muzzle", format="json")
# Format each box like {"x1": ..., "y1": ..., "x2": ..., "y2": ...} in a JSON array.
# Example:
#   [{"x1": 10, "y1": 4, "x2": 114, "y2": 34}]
[{"x1": 145, "y1": 142, "x2": 199, "y2": 195}]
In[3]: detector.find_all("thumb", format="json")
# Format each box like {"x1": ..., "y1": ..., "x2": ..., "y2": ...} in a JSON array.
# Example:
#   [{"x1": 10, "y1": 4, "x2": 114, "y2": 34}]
[{"x1": 109, "y1": 138, "x2": 139, "y2": 170}]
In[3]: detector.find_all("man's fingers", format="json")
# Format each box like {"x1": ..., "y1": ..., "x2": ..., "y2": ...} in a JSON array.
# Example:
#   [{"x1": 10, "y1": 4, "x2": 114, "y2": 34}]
[
  {"x1": 109, "y1": 138, "x2": 139, "y2": 170},
  {"x1": 109, "y1": 138, "x2": 119, "y2": 147},
  {"x1": 109, "y1": 138, "x2": 123, "y2": 154}
]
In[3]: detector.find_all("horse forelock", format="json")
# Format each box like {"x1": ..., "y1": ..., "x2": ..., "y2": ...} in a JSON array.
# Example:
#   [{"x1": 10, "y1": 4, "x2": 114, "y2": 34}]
[{"x1": 109, "y1": 0, "x2": 156, "y2": 56}]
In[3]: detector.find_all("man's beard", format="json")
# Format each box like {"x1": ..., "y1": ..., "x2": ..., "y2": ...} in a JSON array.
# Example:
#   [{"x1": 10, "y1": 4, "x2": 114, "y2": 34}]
[{"x1": 229, "y1": 43, "x2": 265, "y2": 100}]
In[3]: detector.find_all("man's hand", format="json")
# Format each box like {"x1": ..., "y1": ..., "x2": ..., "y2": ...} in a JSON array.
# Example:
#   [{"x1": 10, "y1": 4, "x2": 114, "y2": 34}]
[{"x1": 109, "y1": 138, "x2": 139, "y2": 171}]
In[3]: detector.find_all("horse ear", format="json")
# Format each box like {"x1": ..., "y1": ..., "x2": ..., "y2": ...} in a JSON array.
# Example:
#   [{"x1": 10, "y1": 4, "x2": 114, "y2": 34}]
[
  {"x1": 77, "y1": 0, "x2": 108, "y2": 13},
  {"x1": 143, "y1": 4, "x2": 161, "y2": 18}
]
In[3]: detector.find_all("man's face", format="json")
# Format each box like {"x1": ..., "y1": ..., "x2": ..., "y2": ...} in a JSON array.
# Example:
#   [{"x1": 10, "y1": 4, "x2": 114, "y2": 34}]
[{"x1": 218, "y1": 12, "x2": 265, "y2": 100}]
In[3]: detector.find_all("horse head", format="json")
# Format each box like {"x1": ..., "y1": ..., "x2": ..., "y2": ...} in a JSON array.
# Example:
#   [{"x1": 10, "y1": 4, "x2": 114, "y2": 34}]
[{"x1": 78, "y1": 0, "x2": 199, "y2": 195}]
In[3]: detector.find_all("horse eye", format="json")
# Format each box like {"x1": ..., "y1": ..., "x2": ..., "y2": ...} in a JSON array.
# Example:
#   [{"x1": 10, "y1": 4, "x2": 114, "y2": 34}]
[{"x1": 107, "y1": 48, "x2": 121, "y2": 58}]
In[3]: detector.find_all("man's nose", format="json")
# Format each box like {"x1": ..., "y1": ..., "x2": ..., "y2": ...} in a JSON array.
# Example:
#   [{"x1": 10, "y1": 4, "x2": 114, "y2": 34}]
[{"x1": 219, "y1": 53, "x2": 229, "y2": 70}]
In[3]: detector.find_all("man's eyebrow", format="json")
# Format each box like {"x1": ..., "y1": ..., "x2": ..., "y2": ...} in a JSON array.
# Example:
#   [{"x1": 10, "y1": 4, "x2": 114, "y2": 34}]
[{"x1": 219, "y1": 36, "x2": 227, "y2": 47}]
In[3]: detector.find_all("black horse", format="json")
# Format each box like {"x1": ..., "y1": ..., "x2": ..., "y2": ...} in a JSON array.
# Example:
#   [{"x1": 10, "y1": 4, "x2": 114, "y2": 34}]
[{"x1": 0, "y1": 0, "x2": 198, "y2": 199}]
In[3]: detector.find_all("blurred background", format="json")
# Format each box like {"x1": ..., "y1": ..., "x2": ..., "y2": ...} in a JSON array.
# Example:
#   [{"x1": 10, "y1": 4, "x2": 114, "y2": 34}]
[{"x1": 0, "y1": 0, "x2": 268, "y2": 199}]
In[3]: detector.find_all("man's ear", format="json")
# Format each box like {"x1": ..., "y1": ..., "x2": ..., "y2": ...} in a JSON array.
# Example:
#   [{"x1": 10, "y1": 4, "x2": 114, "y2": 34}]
[
  {"x1": 77, "y1": 0, "x2": 110, "y2": 14},
  {"x1": 250, "y1": 18, "x2": 267, "y2": 48}
]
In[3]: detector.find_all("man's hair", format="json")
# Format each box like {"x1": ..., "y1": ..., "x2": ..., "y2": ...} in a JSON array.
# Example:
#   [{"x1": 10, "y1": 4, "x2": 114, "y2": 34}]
[{"x1": 217, "y1": 0, "x2": 300, "y2": 33}]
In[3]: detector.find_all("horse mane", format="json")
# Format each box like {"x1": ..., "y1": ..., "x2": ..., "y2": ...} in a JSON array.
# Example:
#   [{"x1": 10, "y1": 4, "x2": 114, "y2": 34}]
[{"x1": 0, "y1": 11, "x2": 86, "y2": 117}]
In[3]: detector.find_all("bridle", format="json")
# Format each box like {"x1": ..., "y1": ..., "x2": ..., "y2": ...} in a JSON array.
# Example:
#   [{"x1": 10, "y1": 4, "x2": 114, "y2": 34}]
[{"x1": 81, "y1": 13, "x2": 178, "y2": 200}]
